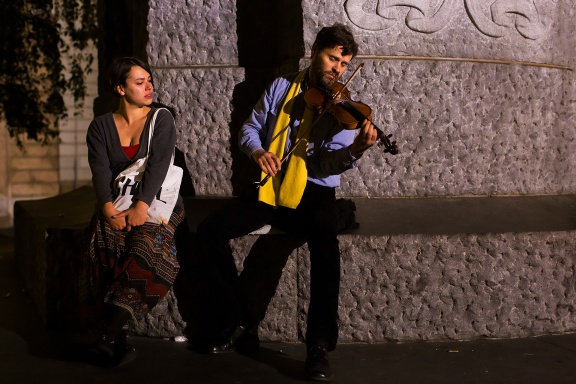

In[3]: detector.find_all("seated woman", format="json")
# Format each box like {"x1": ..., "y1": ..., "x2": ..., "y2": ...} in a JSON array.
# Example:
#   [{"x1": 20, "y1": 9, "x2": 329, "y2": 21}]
[{"x1": 85, "y1": 56, "x2": 185, "y2": 366}]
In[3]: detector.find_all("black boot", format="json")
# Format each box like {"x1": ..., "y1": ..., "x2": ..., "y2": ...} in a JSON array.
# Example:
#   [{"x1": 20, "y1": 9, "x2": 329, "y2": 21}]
[
  {"x1": 305, "y1": 344, "x2": 333, "y2": 381},
  {"x1": 86, "y1": 306, "x2": 136, "y2": 367}
]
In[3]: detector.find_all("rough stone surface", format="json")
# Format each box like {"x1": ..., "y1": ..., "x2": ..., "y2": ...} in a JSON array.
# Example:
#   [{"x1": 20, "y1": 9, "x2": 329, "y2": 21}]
[
  {"x1": 153, "y1": 67, "x2": 245, "y2": 195},
  {"x1": 13, "y1": 187, "x2": 576, "y2": 343},
  {"x1": 132, "y1": 235, "x2": 300, "y2": 341},
  {"x1": 337, "y1": 61, "x2": 576, "y2": 197},
  {"x1": 148, "y1": 0, "x2": 238, "y2": 67},
  {"x1": 336, "y1": 232, "x2": 576, "y2": 342},
  {"x1": 296, "y1": 1, "x2": 576, "y2": 197},
  {"x1": 20, "y1": 1, "x2": 569, "y2": 343},
  {"x1": 156, "y1": 59, "x2": 576, "y2": 197},
  {"x1": 148, "y1": 1, "x2": 576, "y2": 198},
  {"x1": 132, "y1": 229, "x2": 576, "y2": 343},
  {"x1": 231, "y1": 236, "x2": 300, "y2": 341},
  {"x1": 133, "y1": 289, "x2": 187, "y2": 338},
  {"x1": 303, "y1": 1, "x2": 573, "y2": 68}
]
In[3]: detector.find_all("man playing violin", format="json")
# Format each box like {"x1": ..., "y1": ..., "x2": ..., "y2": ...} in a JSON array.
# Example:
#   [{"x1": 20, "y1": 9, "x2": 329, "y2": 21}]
[{"x1": 195, "y1": 23, "x2": 376, "y2": 381}]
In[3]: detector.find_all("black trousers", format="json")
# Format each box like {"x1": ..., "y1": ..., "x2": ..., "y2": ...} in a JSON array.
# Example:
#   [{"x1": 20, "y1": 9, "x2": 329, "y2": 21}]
[{"x1": 196, "y1": 182, "x2": 341, "y2": 350}]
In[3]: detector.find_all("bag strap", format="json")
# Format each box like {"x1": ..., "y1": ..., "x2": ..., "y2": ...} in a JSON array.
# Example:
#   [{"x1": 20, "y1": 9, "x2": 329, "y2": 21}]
[
  {"x1": 145, "y1": 107, "x2": 176, "y2": 164},
  {"x1": 145, "y1": 107, "x2": 164, "y2": 158}
]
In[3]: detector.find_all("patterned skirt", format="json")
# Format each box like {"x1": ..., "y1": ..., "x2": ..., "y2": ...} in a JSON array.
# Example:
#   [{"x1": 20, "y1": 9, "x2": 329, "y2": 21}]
[{"x1": 89, "y1": 208, "x2": 185, "y2": 321}]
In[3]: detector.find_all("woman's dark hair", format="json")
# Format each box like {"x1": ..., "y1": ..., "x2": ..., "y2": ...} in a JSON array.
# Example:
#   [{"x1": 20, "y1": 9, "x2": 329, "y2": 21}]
[
  {"x1": 313, "y1": 23, "x2": 358, "y2": 57},
  {"x1": 107, "y1": 56, "x2": 153, "y2": 96}
]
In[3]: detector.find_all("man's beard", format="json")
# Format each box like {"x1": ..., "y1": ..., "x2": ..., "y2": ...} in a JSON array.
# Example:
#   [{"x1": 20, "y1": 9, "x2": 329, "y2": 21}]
[
  {"x1": 318, "y1": 71, "x2": 338, "y2": 88},
  {"x1": 311, "y1": 63, "x2": 338, "y2": 88}
]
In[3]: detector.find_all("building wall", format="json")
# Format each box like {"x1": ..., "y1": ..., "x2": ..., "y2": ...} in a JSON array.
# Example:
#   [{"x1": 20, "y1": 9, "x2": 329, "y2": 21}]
[
  {"x1": 2, "y1": 1, "x2": 574, "y2": 219},
  {"x1": 58, "y1": 46, "x2": 98, "y2": 194},
  {"x1": 0, "y1": 10, "x2": 97, "y2": 220},
  {"x1": 0, "y1": 134, "x2": 60, "y2": 219},
  {"x1": 148, "y1": 0, "x2": 245, "y2": 196},
  {"x1": 148, "y1": 1, "x2": 576, "y2": 198},
  {"x1": 0, "y1": 123, "x2": 8, "y2": 219},
  {"x1": 320, "y1": 1, "x2": 576, "y2": 197}
]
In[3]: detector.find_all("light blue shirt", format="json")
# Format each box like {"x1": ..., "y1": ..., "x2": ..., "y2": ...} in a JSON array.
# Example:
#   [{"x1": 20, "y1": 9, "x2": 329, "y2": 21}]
[{"x1": 238, "y1": 71, "x2": 358, "y2": 188}]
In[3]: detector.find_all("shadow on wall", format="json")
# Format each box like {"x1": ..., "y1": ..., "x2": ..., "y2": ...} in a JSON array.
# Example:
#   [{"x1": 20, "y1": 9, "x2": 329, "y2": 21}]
[
  {"x1": 174, "y1": 0, "x2": 306, "y2": 341},
  {"x1": 94, "y1": 0, "x2": 150, "y2": 116},
  {"x1": 229, "y1": 0, "x2": 304, "y2": 195},
  {"x1": 174, "y1": 232, "x2": 306, "y2": 343}
]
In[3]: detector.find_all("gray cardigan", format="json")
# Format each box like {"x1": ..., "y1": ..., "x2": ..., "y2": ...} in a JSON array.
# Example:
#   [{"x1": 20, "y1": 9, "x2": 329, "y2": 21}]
[{"x1": 86, "y1": 107, "x2": 183, "y2": 211}]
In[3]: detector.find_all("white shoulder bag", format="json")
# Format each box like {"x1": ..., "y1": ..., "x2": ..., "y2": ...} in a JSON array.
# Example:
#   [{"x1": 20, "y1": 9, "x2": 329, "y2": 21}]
[{"x1": 112, "y1": 108, "x2": 183, "y2": 225}]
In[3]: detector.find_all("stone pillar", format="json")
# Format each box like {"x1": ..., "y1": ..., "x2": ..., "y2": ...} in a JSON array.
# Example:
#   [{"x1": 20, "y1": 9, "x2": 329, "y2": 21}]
[
  {"x1": 302, "y1": 1, "x2": 576, "y2": 197},
  {"x1": 149, "y1": 1, "x2": 576, "y2": 198},
  {"x1": 148, "y1": 0, "x2": 245, "y2": 196}
]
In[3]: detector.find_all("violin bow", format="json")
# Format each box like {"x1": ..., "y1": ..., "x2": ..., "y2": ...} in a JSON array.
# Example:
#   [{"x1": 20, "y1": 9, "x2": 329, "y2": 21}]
[{"x1": 332, "y1": 62, "x2": 364, "y2": 101}]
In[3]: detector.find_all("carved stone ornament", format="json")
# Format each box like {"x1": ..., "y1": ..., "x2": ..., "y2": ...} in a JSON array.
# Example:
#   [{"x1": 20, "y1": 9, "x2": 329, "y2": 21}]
[{"x1": 344, "y1": 0, "x2": 552, "y2": 40}]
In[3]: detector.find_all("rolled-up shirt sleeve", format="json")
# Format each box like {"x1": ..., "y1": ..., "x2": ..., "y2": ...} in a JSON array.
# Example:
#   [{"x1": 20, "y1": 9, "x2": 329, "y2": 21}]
[
  {"x1": 239, "y1": 77, "x2": 290, "y2": 158},
  {"x1": 239, "y1": 95, "x2": 268, "y2": 157}
]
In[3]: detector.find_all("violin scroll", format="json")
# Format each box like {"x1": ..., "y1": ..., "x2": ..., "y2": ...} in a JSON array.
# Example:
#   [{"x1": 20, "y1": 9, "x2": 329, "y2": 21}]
[{"x1": 379, "y1": 133, "x2": 398, "y2": 155}]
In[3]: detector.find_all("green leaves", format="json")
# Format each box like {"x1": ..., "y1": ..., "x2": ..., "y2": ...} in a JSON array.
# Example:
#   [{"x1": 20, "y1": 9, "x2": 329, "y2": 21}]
[{"x1": 0, "y1": 0, "x2": 97, "y2": 149}]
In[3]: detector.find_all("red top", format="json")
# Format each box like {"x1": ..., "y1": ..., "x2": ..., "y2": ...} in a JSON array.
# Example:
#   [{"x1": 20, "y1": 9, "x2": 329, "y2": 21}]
[{"x1": 123, "y1": 144, "x2": 140, "y2": 159}]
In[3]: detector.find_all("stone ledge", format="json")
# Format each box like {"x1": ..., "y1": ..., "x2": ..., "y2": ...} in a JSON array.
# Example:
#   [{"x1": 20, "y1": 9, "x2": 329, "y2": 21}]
[
  {"x1": 12, "y1": 188, "x2": 576, "y2": 342},
  {"x1": 334, "y1": 231, "x2": 576, "y2": 342},
  {"x1": 13, "y1": 186, "x2": 97, "y2": 327},
  {"x1": 181, "y1": 194, "x2": 576, "y2": 342},
  {"x1": 184, "y1": 194, "x2": 576, "y2": 235}
]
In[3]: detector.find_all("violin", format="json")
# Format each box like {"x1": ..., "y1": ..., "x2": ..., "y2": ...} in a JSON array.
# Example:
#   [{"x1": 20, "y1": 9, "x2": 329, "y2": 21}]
[{"x1": 303, "y1": 81, "x2": 398, "y2": 155}]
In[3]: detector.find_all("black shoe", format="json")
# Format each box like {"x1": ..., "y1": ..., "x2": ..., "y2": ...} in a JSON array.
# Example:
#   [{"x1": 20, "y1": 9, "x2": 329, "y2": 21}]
[
  {"x1": 305, "y1": 344, "x2": 333, "y2": 381},
  {"x1": 208, "y1": 325, "x2": 260, "y2": 354},
  {"x1": 236, "y1": 327, "x2": 260, "y2": 355}
]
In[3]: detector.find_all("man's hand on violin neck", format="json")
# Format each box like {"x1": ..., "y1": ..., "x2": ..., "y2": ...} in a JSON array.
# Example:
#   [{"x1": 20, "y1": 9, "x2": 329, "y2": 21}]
[
  {"x1": 252, "y1": 149, "x2": 282, "y2": 176},
  {"x1": 350, "y1": 119, "x2": 377, "y2": 157}
]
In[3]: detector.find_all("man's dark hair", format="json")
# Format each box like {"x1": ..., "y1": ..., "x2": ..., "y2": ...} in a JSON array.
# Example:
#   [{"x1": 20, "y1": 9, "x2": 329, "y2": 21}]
[
  {"x1": 313, "y1": 23, "x2": 359, "y2": 57},
  {"x1": 107, "y1": 56, "x2": 153, "y2": 96}
]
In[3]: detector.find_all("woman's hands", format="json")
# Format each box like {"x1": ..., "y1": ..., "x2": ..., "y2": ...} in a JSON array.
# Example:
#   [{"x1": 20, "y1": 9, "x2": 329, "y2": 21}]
[
  {"x1": 103, "y1": 200, "x2": 150, "y2": 231},
  {"x1": 102, "y1": 202, "x2": 126, "y2": 230}
]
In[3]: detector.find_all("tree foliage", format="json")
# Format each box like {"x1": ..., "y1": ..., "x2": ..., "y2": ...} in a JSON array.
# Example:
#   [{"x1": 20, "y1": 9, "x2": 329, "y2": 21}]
[{"x1": 0, "y1": 0, "x2": 97, "y2": 148}]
